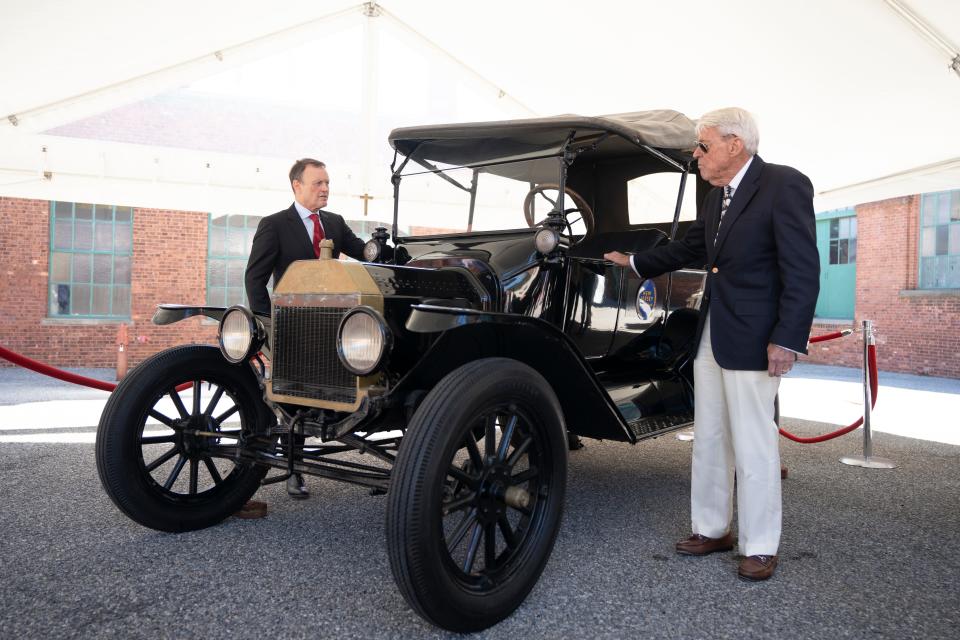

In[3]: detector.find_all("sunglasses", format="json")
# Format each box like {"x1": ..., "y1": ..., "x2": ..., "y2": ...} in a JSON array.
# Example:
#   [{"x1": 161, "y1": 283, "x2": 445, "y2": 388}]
[{"x1": 695, "y1": 133, "x2": 736, "y2": 154}]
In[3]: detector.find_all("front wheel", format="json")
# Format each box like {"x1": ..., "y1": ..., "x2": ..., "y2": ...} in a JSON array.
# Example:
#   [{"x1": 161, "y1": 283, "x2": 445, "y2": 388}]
[
  {"x1": 386, "y1": 358, "x2": 568, "y2": 632},
  {"x1": 96, "y1": 345, "x2": 271, "y2": 532}
]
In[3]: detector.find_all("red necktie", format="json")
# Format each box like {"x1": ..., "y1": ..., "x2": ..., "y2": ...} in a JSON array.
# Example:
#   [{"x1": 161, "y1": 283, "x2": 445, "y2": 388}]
[{"x1": 309, "y1": 213, "x2": 324, "y2": 258}]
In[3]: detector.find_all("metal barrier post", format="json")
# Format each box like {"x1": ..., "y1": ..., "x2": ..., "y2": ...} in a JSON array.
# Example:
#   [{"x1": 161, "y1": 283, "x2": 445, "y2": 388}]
[
  {"x1": 115, "y1": 324, "x2": 129, "y2": 381},
  {"x1": 841, "y1": 319, "x2": 895, "y2": 469}
]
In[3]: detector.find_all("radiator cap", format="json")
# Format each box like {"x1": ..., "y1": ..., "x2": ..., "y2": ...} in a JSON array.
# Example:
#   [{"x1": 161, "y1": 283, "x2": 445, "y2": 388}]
[{"x1": 319, "y1": 239, "x2": 334, "y2": 260}]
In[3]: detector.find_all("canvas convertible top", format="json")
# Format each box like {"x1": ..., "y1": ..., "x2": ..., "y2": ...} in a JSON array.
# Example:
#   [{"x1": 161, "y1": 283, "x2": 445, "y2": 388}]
[{"x1": 389, "y1": 109, "x2": 698, "y2": 169}]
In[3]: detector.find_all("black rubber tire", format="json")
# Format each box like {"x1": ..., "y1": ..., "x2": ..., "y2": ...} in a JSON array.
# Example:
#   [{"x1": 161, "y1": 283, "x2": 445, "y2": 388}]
[
  {"x1": 96, "y1": 345, "x2": 270, "y2": 532},
  {"x1": 386, "y1": 357, "x2": 567, "y2": 632}
]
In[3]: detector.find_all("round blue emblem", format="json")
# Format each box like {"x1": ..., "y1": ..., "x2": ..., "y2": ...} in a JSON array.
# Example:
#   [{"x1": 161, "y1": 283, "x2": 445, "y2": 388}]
[{"x1": 636, "y1": 279, "x2": 657, "y2": 321}]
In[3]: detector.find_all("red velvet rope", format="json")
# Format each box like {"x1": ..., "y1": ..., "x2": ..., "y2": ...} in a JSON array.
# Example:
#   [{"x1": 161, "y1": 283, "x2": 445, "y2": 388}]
[
  {"x1": 809, "y1": 330, "x2": 847, "y2": 344},
  {"x1": 778, "y1": 345, "x2": 878, "y2": 443},
  {"x1": 0, "y1": 345, "x2": 191, "y2": 393},
  {"x1": 0, "y1": 345, "x2": 118, "y2": 392},
  {"x1": 2, "y1": 335, "x2": 878, "y2": 445}
]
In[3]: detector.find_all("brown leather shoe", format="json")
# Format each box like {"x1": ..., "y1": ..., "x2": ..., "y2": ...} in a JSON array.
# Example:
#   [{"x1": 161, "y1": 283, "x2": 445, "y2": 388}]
[
  {"x1": 738, "y1": 554, "x2": 778, "y2": 581},
  {"x1": 675, "y1": 532, "x2": 735, "y2": 556},
  {"x1": 233, "y1": 499, "x2": 268, "y2": 519}
]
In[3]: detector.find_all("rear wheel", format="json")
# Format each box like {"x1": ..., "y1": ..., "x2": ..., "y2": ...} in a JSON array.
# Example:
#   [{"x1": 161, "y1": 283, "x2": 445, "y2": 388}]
[
  {"x1": 386, "y1": 358, "x2": 567, "y2": 632},
  {"x1": 96, "y1": 345, "x2": 271, "y2": 532}
]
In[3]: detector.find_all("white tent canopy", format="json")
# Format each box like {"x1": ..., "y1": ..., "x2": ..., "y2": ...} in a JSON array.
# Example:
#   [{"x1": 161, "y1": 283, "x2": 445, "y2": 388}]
[{"x1": 1, "y1": 0, "x2": 958, "y2": 218}]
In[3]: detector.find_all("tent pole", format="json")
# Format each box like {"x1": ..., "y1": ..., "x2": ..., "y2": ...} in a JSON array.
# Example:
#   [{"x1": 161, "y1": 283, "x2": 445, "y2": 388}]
[
  {"x1": 360, "y1": 2, "x2": 382, "y2": 219},
  {"x1": 884, "y1": 0, "x2": 960, "y2": 78}
]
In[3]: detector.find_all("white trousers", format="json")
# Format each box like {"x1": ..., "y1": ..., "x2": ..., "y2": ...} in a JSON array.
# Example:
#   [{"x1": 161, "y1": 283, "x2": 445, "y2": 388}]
[{"x1": 691, "y1": 313, "x2": 782, "y2": 557}]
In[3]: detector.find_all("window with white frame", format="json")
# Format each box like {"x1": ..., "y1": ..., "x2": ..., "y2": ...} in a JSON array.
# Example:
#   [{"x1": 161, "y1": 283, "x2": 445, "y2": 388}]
[{"x1": 919, "y1": 189, "x2": 960, "y2": 289}]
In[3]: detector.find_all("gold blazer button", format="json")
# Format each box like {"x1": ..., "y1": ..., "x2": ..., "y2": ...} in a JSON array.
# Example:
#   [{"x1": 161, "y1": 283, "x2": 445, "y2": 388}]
[{"x1": 711, "y1": 267, "x2": 719, "y2": 273}]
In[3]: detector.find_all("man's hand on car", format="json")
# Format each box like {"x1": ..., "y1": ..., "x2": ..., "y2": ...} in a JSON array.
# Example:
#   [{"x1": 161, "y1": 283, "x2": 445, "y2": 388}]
[{"x1": 604, "y1": 251, "x2": 631, "y2": 267}]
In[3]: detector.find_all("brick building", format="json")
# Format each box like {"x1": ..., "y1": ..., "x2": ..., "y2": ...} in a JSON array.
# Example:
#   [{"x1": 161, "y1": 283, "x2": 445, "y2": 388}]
[
  {"x1": 0, "y1": 197, "x2": 216, "y2": 368},
  {"x1": 2, "y1": 189, "x2": 958, "y2": 378},
  {"x1": 806, "y1": 192, "x2": 960, "y2": 378}
]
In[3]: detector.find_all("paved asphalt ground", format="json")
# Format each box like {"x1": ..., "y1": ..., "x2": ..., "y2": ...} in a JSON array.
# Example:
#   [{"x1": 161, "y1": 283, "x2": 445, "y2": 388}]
[{"x1": 0, "y1": 364, "x2": 958, "y2": 639}]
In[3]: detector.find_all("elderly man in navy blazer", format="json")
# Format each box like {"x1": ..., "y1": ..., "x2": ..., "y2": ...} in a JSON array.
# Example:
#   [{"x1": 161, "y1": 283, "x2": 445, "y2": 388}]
[
  {"x1": 605, "y1": 107, "x2": 819, "y2": 581},
  {"x1": 244, "y1": 158, "x2": 367, "y2": 498}
]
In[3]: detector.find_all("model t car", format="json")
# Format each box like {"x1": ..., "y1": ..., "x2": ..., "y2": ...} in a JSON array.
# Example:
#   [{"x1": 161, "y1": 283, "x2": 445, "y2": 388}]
[{"x1": 96, "y1": 109, "x2": 708, "y2": 632}]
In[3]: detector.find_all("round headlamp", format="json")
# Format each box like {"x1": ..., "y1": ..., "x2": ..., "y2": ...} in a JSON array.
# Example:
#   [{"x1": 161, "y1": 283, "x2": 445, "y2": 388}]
[
  {"x1": 535, "y1": 227, "x2": 560, "y2": 254},
  {"x1": 218, "y1": 306, "x2": 264, "y2": 364},
  {"x1": 337, "y1": 306, "x2": 392, "y2": 376},
  {"x1": 362, "y1": 239, "x2": 382, "y2": 262}
]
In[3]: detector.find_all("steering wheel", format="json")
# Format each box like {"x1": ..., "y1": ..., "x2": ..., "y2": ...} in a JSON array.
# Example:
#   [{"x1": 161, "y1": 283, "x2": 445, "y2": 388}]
[{"x1": 523, "y1": 184, "x2": 595, "y2": 238}]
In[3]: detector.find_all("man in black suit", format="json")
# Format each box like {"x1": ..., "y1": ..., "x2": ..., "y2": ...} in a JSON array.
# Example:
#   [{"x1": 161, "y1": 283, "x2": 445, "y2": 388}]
[
  {"x1": 244, "y1": 158, "x2": 367, "y2": 498},
  {"x1": 245, "y1": 158, "x2": 367, "y2": 316},
  {"x1": 605, "y1": 107, "x2": 819, "y2": 581}
]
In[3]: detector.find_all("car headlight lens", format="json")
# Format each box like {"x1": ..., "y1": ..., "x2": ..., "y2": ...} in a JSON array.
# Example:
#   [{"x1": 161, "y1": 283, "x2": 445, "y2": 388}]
[
  {"x1": 362, "y1": 239, "x2": 381, "y2": 262},
  {"x1": 337, "y1": 307, "x2": 391, "y2": 375},
  {"x1": 535, "y1": 228, "x2": 559, "y2": 254},
  {"x1": 218, "y1": 306, "x2": 260, "y2": 363}
]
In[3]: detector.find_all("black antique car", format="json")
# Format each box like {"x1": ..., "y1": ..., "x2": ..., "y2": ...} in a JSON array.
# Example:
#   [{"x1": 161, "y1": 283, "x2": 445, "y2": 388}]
[{"x1": 96, "y1": 109, "x2": 708, "y2": 632}]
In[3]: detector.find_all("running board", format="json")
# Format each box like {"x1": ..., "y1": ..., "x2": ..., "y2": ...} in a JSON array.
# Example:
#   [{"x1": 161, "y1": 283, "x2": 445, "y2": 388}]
[{"x1": 626, "y1": 410, "x2": 694, "y2": 441}]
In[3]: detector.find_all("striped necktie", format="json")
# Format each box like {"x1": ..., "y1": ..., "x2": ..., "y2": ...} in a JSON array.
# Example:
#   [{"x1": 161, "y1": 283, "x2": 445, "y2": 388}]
[{"x1": 715, "y1": 185, "x2": 733, "y2": 244}]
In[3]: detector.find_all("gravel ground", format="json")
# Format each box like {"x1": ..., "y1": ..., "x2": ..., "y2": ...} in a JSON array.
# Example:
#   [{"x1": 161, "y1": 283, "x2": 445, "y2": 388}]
[{"x1": 0, "y1": 414, "x2": 957, "y2": 639}]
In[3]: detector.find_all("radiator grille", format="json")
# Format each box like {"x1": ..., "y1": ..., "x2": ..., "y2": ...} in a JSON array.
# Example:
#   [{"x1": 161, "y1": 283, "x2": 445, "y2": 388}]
[{"x1": 272, "y1": 306, "x2": 357, "y2": 404}]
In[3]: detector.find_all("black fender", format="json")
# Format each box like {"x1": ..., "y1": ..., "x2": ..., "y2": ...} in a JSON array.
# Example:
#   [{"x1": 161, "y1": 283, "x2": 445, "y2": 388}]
[
  {"x1": 394, "y1": 305, "x2": 635, "y2": 443},
  {"x1": 152, "y1": 304, "x2": 273, "y2": 360},
  {"x1": 152, "y1": 303, "x2": 272, "y2": 326},
  {"x1": 152, "y1": 304, "x2": 228, "y2": 325}
]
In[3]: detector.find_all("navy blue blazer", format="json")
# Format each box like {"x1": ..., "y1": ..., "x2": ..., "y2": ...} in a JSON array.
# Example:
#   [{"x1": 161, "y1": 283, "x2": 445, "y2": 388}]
[
  {"x1": 244, "y1": 204, "x2": 366, "y2": 314},
  {"x1": 630, "y1": 156, "x2": 820, "y2": 370}
]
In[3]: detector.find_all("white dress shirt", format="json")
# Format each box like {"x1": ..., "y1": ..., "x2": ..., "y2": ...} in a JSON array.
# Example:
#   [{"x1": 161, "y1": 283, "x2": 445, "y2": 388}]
[
  {"x1": 294, "y1": 200, "x2": 326, "y2": 241},
  {"x1": 726, "y1": 155, "x2": 754, "y2": 195}
]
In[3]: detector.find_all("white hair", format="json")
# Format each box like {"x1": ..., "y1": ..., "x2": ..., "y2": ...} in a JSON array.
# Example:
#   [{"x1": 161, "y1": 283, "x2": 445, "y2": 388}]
[{"x1": 696, "y1": 107, "x2": 759, "y2": 155}]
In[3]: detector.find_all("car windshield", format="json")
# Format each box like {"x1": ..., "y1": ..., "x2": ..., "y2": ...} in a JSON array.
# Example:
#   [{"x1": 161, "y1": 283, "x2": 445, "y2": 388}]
[{"x1": 395, "y1": 152, "x2": 589, "y2": 237}]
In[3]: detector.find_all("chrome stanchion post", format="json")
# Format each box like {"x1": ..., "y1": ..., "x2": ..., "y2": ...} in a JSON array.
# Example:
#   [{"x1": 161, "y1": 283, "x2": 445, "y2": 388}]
[{"x1": 841, "y1": 319, "x2": 896, "y2": 469}]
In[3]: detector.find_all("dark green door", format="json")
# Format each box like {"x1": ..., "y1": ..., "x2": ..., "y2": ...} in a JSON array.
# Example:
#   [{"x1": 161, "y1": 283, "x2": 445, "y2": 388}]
[{"x1": 815, "y1": 215, "x2": 857, "y2": 319}]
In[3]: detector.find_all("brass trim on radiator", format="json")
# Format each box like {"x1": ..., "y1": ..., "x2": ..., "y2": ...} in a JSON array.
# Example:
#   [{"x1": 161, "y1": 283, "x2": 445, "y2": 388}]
[{"x1": 266, "y1": 258, "x2": 384, "y2": 412}]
